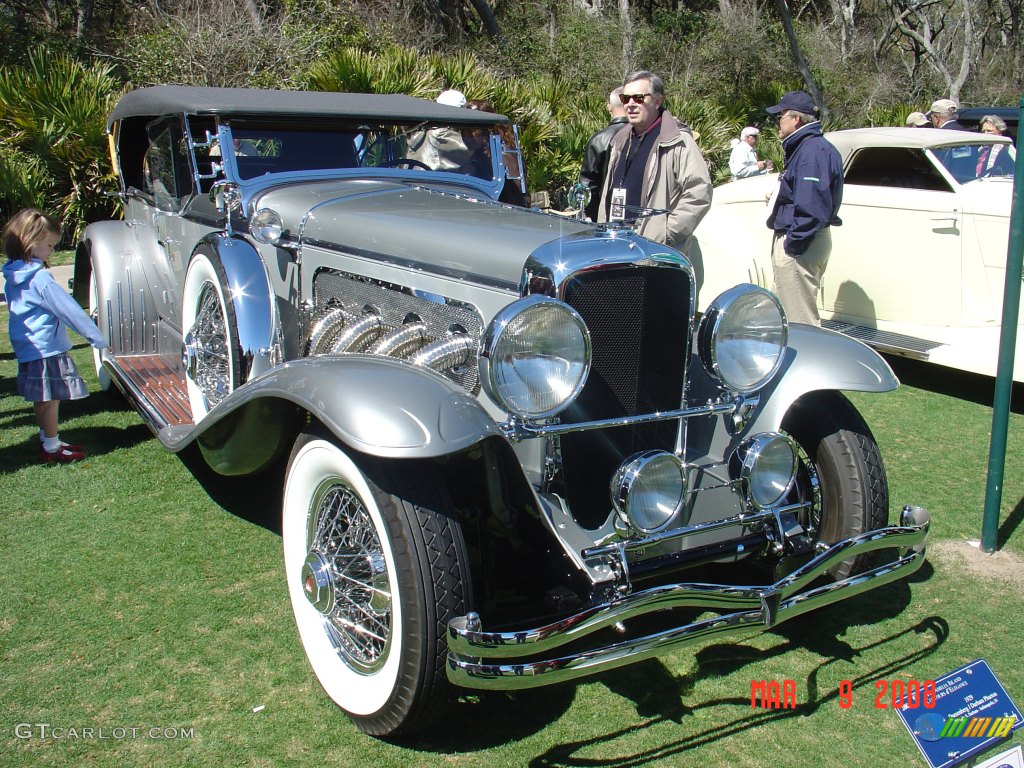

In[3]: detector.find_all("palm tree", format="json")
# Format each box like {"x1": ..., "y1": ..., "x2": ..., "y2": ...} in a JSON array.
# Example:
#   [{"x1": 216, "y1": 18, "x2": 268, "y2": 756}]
[{"x1": 0, "y1": 49, "x2": 124, "y2": 236}]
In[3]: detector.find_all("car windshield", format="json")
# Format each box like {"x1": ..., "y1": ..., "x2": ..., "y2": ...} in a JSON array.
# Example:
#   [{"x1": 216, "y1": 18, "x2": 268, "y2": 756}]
[
  {"x1": 930, "y1": 142, "x2": 1016, "y2": 183},
  {"x1": 209, "y1": 120, "x2": 500, "y2": 183}
]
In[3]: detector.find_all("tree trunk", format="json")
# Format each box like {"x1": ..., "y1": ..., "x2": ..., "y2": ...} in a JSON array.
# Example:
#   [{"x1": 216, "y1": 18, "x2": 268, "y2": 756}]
[
  {"x1": 619, "y1": 0, "x2": 632, "y2": 75},
  {"x1": 76, "y1": 0, "x2": 93, "y2": 39},
  {"x1": 466, "y1": 0, "x2": 502, "y2": 39},
  {"x1": 774, "y1": 0, "x2": 827, "y2": 119}
]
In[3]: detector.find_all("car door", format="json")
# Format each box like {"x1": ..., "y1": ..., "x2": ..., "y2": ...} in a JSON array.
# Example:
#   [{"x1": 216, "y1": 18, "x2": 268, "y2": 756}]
[
  {"x1": 821, "y1": 146, "x2": 961, "y2": 327},
  {"x1": 136, "y1": 117, "x2": 195, "y2": 330}
]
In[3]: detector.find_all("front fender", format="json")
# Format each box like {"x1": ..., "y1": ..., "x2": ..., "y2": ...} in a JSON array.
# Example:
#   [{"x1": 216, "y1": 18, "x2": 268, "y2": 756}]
[
  {"x1": 159, "y1": 355, "x2": 502, "y2": 474},
  {"x1": 193, "y1": 233, "x2": 281, "y2": 383},
  {"x1": 748, "y1": 323, "x2": 898, "y2": 433}
]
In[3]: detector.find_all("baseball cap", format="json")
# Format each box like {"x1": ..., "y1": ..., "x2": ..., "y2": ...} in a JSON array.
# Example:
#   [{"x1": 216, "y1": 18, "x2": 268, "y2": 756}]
[
  {"x1": 766, "y1": 91, "x2": 818, "y2": 116},
  {"x1": 905, "y1": 111, "x2": 930, "y2": 127},
  {"x1": 741, "y1": 126, "x2": 760, "y2": 140},
  {"x1": 927, "y1": 98, "x2": 957, "y2": 117},
  {"x1": 436, "y1": 89, "x2": 467, "y2": 108}
]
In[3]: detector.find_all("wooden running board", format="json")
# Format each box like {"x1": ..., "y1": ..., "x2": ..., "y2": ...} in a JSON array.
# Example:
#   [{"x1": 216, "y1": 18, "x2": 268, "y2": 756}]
[{"x1": 107, "y1": 354, "x2": 194, "y2": 430}]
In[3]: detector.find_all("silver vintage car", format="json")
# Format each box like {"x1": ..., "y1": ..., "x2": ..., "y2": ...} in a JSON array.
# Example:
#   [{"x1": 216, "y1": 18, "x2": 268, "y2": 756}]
[{"x1": 76, "y1": 86, "x2": 929, "y2": 737}]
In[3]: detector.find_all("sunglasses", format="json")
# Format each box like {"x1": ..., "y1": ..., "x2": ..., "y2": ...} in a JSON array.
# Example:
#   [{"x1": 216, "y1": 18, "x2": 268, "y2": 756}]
[{"x1": 619, "y1": 93, "x2": 652, "y2": 105}]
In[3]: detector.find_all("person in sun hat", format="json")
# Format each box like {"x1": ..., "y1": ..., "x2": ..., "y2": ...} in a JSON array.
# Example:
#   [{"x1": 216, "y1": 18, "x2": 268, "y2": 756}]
[
  {"x1": 927, "y1": 99, "x2": 968, "y2": 131},
  {"x1": 764, "y1": 90, "x2": 843, "y2": 326},
  {"x1": 905, "y1": 111, "x2": 931, "y2": 128}
]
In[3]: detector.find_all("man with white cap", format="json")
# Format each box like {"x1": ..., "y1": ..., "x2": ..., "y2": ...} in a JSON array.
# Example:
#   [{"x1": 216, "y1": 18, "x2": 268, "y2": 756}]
[
  {"x1": 928, "y1": 99, "x2": 968, "y2": 131},
  {"x1": 729, "y1": 126, "x2": 770, "y2": 180},
  {"x1": 764, "y1": 90, "x2": 843, "y2": 326}
]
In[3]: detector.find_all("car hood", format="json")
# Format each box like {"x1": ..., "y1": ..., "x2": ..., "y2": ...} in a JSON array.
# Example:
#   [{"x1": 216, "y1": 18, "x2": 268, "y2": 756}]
[{"x1": 255, "y1": 179, "x2": 593, "y2": 288}]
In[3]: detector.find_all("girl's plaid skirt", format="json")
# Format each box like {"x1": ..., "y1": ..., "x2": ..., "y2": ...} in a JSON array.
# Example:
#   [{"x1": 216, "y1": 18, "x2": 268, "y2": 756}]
[{"x1": 16, "y1": 353, "x2": 89, "y2": 403}]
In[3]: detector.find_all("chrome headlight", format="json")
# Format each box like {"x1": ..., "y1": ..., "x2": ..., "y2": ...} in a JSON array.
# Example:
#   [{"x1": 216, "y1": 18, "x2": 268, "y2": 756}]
[
  {"x1": 481, "y1": 296, "x2": 591, "y2": 419},
  {"x1": 250, "y1": 208, "x2": 284, "y2": 245},
  {"x1": 732, "y1": 432, "x2": 798, "y2": 509},
  {"x1": 697, "y1": 284, "x2": 787, "y2": 393},
  {"x1": 611, "y1": 451, "x2": 687, "y2": 533}
]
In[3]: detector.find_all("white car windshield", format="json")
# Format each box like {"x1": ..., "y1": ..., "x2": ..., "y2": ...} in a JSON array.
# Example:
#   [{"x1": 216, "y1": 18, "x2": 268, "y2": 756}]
[{"x1": 931, "y1": 142, "x2": 1016, "y2": 184}]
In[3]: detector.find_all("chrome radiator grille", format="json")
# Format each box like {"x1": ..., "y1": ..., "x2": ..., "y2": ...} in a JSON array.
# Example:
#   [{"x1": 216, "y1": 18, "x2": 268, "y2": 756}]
[{"x1": 558, "y1": 264, "x2": 691, "y2": 527}]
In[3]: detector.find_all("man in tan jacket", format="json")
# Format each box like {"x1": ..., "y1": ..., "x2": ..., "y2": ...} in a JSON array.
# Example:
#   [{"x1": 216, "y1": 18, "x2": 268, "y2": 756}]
[{"x1": 597, "y1": 70, "x2": 712, "y2": 251}]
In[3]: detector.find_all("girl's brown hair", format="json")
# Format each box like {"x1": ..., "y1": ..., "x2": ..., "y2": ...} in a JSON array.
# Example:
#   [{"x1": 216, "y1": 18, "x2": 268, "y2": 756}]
[{"x1": 2, "y1": 208, "x2": 61, "y2": 262}]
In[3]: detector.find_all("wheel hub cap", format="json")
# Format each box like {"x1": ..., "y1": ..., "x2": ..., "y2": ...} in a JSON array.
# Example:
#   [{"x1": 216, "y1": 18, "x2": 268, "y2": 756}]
[{"x1": 301, "y1": 551, "x2": 335, "y2": 615}]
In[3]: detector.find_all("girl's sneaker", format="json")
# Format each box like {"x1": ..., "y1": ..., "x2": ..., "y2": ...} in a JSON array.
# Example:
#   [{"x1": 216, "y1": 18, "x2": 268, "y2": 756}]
[
  {"x1": 39, "y1": 444, "x2": 86, "y2": 463},
  {"x1": 40, "y1": 440, "x2": 83, "y2": 453}
]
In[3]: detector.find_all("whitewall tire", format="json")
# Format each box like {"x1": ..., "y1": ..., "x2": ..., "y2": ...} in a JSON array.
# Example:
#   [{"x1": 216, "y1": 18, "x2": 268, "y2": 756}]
[{"x1": 282, "y1": 430, "x2": 469, "y2": 736}]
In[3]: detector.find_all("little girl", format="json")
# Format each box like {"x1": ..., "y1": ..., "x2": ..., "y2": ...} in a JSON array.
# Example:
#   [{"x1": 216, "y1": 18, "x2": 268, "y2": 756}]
[{"x1": 2, "y1": 208, "x2": 109, "y2": 463}]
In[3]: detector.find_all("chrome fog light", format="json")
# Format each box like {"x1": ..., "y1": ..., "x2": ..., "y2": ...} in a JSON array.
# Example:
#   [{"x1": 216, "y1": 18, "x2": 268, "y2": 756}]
[
  {"x1": 611, "y1": 451, "x2": 687, "y2": 534},
  {"x1": 481, "y1": 295, "x2": 591, "y2": 419},
  {"x1": 697, "y1": 284, "x2": 787, "y2": 393},
  {"x1": 733, "y1": 432, "x2": 798, "y2": 509},
  {"x1": 250, "y1": 208, "x2": 284, "y2": 245}
]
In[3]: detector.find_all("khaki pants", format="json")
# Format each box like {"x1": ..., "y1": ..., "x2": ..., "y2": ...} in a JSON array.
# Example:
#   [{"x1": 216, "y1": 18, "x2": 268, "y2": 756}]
[{"x1": 771, "y1": 229, "x2": 831, "y2": 326}]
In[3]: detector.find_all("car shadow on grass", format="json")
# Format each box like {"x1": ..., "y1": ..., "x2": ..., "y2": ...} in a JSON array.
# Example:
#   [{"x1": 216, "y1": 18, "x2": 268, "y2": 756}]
[
  {"x1": 178, "y1": 444, "x2": 286, "y2": 535},
  {"x1": 528, "y1": 611, "x2": 950, "y2": 767},
  {"x1": 885, "y1": 355, "x2": 1024, "y2": 414},
  {"x1": 390, "y1": 686, "x2": 580, "y2": 751}
]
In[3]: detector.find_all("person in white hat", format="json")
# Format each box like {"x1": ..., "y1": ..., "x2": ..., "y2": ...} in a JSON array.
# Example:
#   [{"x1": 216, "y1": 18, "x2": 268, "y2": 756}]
[
  {"x1": 927, "y1": 99, "x2": 968, "y2": 131},
  {"x1": 436, "y1": 89, "x2": 467, "y2": 108},
  {"x1": 728, "y1": 126, "x2": 770, "y2": 180},
  {"x1": 905, "y1": 111, "x2": 931, "y2": 128}
]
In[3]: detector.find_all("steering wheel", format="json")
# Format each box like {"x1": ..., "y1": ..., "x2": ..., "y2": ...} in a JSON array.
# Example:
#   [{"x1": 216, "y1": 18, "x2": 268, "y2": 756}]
[{"x1": 378, "y1": 158, "x2": 432, "y2": 171}]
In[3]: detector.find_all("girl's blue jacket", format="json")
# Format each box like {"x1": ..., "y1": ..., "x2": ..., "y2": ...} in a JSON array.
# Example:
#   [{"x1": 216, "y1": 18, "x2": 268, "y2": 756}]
[{"x1": 3, "y1": 259, "x2": 107, "y2": 363}]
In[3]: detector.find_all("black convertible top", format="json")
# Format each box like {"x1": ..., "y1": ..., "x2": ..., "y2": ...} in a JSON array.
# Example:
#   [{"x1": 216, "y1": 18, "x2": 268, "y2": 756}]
[{"x1": 107, "y1": 85, "x2": 509, "y2": 130}]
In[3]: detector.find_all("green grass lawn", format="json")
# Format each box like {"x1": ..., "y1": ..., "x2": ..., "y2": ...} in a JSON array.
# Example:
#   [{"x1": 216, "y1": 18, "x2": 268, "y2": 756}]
[{"x1": 2, "y1": 306, "x2": 1022, "y2": 768}]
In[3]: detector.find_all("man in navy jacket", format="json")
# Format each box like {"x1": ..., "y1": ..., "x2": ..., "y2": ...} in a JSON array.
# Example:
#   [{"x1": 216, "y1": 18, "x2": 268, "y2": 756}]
[{"x1": 765, "y1": 91, "x2": 843, "y2": 326}]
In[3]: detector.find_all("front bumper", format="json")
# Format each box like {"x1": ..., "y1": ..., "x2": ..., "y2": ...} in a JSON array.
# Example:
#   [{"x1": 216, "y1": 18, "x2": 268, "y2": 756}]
[{"x1": 446, "y1": 506, "x2": 929, "y2": 690}]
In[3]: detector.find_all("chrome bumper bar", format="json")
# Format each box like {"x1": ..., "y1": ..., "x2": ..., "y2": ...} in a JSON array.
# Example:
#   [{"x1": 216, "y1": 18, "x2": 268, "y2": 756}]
[{"x1": 446, "y1": 507, "x2": 929, "y2": 690}]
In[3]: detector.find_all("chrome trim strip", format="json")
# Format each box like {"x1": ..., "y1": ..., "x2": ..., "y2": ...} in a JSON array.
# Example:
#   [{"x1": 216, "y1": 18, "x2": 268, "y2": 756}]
[
  {"x1": 501, "y1": 398, "x2": 741, "y2": 441},
  {"x1": 302, "y1": 237, "x2": 520, "y2": 293},
  {"x1": 446, "y1": 518, "x2": 928, "y2": 689},
  {"x1": 582, "y1": 507, "x2": 781, "y2": 559}
]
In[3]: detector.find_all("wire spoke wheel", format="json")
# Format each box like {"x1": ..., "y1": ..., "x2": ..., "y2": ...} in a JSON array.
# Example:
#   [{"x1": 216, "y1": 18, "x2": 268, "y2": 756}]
[
  {"x1": 283, "y1": 430, "x2": 470, "y2": 736},
  {"x1": 308, "y1": 479, "x2": 393, "y2": 673},
  {"x1": 182, "y1": 250, "x2": 240, "y2": 422}
]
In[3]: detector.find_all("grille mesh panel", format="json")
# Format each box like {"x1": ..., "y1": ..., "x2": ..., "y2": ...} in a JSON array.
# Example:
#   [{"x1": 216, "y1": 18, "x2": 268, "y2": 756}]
[{"x1": 559, "y1": 265, "x2": 691, "y2": 528}]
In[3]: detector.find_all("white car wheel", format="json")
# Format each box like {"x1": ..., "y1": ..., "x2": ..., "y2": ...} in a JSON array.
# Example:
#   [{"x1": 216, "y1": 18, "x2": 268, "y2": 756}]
[
  {"x1": 282, "y1": 431, "x2": 468, "y2": 736},
  {"x1": 181, "y1": 251, "x2": 240, "y2": 422}
]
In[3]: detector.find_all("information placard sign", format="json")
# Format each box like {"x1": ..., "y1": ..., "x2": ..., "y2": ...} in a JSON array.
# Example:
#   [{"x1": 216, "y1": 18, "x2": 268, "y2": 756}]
[{"x1": 897, "y1": 659, "x2": 1022, "y2": 768}]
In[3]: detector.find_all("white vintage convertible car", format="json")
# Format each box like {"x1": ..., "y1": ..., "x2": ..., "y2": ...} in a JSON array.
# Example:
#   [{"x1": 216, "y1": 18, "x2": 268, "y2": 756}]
[{"x1": 693, "y1": 127, "x2": 1021, "y2": 381}]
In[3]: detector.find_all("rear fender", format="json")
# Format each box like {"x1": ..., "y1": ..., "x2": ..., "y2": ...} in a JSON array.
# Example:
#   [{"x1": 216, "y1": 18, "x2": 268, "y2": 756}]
[{"x1": 76, "y1": 221, "x2": 158, "y2": 354}]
